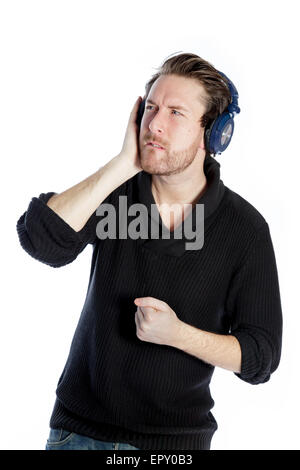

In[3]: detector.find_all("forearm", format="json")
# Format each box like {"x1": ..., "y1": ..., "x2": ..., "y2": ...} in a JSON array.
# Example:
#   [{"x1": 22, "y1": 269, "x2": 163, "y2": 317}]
[
  {"x1": 173, "y1": 321, "x2": 242, "y2": 373},
  {"x1": 46, "y1": 154, "x2": 138, "y2": 232}
]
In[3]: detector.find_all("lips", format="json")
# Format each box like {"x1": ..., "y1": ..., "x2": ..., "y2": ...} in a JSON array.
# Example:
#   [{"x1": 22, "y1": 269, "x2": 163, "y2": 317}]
[{"x1": 147, "y1": 142, "x2": 165, "y2": 149}]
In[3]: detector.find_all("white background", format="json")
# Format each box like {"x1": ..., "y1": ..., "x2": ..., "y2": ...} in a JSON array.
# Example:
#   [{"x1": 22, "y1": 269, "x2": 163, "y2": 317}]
[{"x1": 1, "y1": 0, "x2": 299, "y2": 450}]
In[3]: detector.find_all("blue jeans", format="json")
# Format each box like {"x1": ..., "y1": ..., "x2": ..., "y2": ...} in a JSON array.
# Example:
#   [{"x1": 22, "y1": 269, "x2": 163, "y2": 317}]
[{"x1": 45, "y1": 428, "x2": 140, "y2": 450}]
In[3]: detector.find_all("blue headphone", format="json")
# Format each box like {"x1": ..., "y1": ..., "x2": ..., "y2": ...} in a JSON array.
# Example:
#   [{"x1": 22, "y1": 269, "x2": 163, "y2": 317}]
[{"x1": 204, "y1": 71, "x2": 240, "y2": 155}]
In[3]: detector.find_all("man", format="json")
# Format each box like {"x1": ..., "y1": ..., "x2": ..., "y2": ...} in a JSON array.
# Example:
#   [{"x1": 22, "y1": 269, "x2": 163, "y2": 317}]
[{"x1": 16, "y1": 52, "x2": 282, "y2": 450}]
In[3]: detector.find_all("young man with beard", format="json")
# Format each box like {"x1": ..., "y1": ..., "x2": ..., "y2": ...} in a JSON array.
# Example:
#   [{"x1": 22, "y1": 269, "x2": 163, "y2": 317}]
[{"x1": 16, "y1": 53, "x2": 282, "y2": 450}]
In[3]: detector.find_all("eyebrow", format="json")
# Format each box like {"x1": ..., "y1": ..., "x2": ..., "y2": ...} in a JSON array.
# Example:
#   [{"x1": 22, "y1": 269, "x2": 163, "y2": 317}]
[{"x1": 146, "y1": 99, "x2": 191, "y2": 114}]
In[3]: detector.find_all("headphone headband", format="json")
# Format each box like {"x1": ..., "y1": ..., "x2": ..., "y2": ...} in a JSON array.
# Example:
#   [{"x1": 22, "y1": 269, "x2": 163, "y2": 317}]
[{"x1": 217, "y1": 70, "x2": 241, "y2": 115}]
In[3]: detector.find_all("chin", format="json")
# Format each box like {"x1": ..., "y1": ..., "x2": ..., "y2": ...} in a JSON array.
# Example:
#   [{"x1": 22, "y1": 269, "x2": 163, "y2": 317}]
[
  {"x1": 140, "y1": 150, "x2": 174, "y2": 175},
  {"x1": 141, "y1": 164, "x2": 172, "y2": 176},
  {"x1": 140, "y1": 154, "x2": 157, "y2": 173},
  {"x1": 140, "y1": 162, "x2": 159, "y2": 174}
]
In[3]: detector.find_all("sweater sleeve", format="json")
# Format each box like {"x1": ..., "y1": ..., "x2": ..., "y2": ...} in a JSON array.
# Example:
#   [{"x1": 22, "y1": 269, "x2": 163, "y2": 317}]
[
  {"x1": 16, "y1": 191, "x2": 103, "y2": 268},
  {"x1": 226, "y1": 223, "x2": 283, "y2": 385}
]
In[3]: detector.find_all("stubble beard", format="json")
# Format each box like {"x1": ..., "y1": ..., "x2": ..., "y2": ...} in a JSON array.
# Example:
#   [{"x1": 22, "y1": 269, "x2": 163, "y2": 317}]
[{"x1": 139, "y1": 137, "x2": 201, "y2": 176}]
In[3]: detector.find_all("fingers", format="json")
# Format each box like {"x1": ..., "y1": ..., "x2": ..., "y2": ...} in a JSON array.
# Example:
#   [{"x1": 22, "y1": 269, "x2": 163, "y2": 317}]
[
  {"x1": 136, "y1": 306, "x2": 144, "y2": 318},
  {"x1": 135, "y1": 308, "x2": 141, "y2": 328},
  {"x1": 134, "y1": 297, "x2": 168, "y2": 312},
  {"x1": 128, "y1": 97, "x2": 142, "y2": 126},
  {"x1": 132, "y1": 96, "x2": 142, "y2": 113},
  {"x1": 136, "y1": 305, "x2": 154, "y2": 318}
]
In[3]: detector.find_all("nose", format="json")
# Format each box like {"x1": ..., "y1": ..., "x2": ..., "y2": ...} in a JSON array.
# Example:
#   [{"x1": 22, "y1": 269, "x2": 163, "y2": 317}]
[{"x1": 148, "y1": 110, "x2": 164, "y2": 135}]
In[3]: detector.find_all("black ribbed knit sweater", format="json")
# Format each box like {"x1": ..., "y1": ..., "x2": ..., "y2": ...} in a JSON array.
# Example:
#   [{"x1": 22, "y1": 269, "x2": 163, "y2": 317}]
[{"x1": 16, "y1": 155, "x2": 283, "y2": 450}]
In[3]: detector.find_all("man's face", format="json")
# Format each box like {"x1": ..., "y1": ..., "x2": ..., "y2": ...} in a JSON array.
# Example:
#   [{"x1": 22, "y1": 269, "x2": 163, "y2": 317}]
[{"x1": 138, "y1": 74, "x2": 207, "y2": 175}]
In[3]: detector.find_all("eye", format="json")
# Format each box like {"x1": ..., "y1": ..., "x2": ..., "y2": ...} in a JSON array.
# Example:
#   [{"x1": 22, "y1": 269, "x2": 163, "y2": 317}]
[{"x1": 145, "y1": 105, "x2": 181, "y2": 116}]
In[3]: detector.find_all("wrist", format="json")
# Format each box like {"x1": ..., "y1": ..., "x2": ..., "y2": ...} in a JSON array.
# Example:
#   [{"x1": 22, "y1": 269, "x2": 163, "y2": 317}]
[
  {"x1": 96, "y1": 154, "x2": 138, "y2": 187},
  {"x1": 115, "y1": 154, "x2": 142, "y2": 179},
  {"x1": 171, "y1": 320, "x2": 191, "y2": 350}
]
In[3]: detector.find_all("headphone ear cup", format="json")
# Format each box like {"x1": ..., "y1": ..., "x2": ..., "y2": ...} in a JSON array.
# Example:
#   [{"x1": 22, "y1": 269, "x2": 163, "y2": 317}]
[
  {"x1": 136, "y1": 98, "x2": 145, "y2": 128},
  {"x1": 204, "y1": 120, "x2": 215, "y2": 154},
  {"x1": 207, "y1": 113, "x2": 234, "y2": 155}
]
